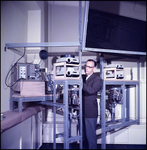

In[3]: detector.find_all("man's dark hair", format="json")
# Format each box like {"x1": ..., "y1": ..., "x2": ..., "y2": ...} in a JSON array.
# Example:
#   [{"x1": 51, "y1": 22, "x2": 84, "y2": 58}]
[{"x1": 86, "y1": 59, "x2": 97, "y2": 67}]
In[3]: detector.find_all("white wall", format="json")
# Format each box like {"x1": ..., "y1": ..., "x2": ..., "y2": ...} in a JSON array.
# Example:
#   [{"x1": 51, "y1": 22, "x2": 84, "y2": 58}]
[
  {"x1": 90, "y1": 1, "x2": 146, "y2": 22},
  {"x1": 1, "y1": 1, "x2": 28, "y2": 112},
  {"x1": 27, "y1": 10, "x2": 41, "y2": 42}
]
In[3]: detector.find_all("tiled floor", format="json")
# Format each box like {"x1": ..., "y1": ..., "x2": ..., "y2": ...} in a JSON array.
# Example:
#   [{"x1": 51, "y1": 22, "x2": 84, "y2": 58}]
[{"x1": 39, "y1": 143, "x2": 146, "y2": 149}]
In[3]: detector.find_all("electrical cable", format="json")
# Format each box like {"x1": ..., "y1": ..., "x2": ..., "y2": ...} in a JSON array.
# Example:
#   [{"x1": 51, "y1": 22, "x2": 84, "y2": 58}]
[{"x1": 5, "y1": 48, "x2": 26, "y2": 88}]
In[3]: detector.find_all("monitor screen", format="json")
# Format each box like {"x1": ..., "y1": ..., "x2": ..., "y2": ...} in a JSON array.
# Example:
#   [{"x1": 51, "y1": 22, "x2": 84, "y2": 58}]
[{"x1": 84, "y1": 1, "x2": 146, "y2": 56}]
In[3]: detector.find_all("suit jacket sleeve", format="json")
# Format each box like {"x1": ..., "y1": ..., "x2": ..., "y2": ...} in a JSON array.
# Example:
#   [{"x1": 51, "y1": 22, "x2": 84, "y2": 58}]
[{"x1": 82, "y1": 74, "x2": 102, "y2": 95}]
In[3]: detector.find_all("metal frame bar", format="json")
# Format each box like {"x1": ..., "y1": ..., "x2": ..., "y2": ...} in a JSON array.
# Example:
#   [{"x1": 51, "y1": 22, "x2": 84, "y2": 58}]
[
  {"x1": 11, "y1": 96, "x2": 52, "y2": 112},
  {"x1": 5, "y1": 42, "x2": 80, "y2": 49},
  {"x1": 83, "y1": 47, "x2": 146, "y2": 56}
]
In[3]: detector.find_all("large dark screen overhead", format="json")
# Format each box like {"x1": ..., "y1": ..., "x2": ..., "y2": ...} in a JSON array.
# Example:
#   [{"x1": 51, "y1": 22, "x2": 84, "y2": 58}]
[{"x1": 85, "y1": 2, "x2": 146, "y2": 55}]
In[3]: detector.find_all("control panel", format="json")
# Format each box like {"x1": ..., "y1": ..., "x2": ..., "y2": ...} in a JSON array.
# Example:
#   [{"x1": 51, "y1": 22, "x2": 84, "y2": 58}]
[{"x1": 19, "y1": 66, "x2": 27, "y2": 79}]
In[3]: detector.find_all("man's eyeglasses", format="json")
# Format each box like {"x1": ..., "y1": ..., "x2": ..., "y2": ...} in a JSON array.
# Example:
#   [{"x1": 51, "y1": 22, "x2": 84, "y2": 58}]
[{"x1": 84, "y1": 65, "x2": 94, "y2": 69}]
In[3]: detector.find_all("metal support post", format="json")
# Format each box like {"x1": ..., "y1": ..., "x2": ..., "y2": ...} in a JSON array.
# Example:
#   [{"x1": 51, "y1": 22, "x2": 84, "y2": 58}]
[
  {"x1": 101, "y1": 80, "x2": 106, "y2": 149},
  {"x1": 137, "y1": 60, "x2": 140, "y2": 125},
  {"x1": 64, "y1": 81, "x2": 70, "y2": 149},
  {"x1": 121, "y1": 83, "x2": 126, "y2": 122},
  {"x1": 53, "y1": 81, "x2": 57, "y2": 149},
  {"x1": 126, "y1": 86, "x2": 130, "y2": 121},
  {"x1": 100, "y1": 54, "x2": 106, "y2": 149}
]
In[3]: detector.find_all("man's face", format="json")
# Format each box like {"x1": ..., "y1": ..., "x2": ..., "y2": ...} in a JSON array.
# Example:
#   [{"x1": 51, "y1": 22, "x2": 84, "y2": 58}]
[{"x1": 85, "y1": 61, "x2": 95, "y2": 76}]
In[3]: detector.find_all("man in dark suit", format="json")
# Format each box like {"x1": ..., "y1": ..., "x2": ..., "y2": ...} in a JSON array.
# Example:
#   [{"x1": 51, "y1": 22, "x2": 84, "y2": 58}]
[{"x1": 82, "y1": 59, "x2": 102, "y2": 149}]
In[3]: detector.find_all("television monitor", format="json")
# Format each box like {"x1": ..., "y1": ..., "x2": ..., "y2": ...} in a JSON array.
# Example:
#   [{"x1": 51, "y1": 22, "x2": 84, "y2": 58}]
[{"x1": 83, "y1": 1, "x2": 146, "y2": 56}]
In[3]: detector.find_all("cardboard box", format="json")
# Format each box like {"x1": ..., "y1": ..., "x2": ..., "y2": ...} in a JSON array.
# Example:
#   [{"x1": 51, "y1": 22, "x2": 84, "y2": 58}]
[{"x1": 13, "y1": 80, "x2": 45, "y2": 97}]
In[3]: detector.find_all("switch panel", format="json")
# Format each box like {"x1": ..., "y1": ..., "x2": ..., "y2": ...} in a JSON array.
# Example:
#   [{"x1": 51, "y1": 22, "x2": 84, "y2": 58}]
[
  {"x1": 14, "y1": 63, "x2": 30, "y2": 82},
  {"x1": 19, "y1": 66, "x2": 27, "y2": 79}
]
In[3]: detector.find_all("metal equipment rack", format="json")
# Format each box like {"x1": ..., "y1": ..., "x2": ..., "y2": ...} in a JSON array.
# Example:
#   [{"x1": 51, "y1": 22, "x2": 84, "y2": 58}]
[
  {"x1": 99, "y1": 55, "x2": 140, "y2": 149},
  {"x1": 5, "y1": 50, "x2": 83, "y2": 148},
  {"x1": 40, "y1": 79, "x2": 83, "y2": 149},
  {"x1": 81, "y1": 1, "x2": 144, "y2": 149},
  {"x1": 5, "y1": 2, "x2": 83, "y2": 149}
]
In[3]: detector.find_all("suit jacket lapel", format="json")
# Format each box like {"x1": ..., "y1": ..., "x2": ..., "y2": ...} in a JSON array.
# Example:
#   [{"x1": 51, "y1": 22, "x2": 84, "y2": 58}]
[
  {"x1": 83, "y1": 75, "x2": 87, "y2": 83},
  {"x1": 86, "y1": 73, "x2": 94, "y2": 83}
]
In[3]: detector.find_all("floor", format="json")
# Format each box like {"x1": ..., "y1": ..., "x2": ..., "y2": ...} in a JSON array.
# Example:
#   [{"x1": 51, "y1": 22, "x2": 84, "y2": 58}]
[{"x1": 39, "y1": 143, "x2": 146, "y2": 149}]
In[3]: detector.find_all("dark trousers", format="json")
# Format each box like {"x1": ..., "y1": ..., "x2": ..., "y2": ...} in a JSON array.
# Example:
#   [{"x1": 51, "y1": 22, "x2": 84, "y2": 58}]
[{"x1": 82, "y1": 117, "x2": 97, "y2": 149}]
